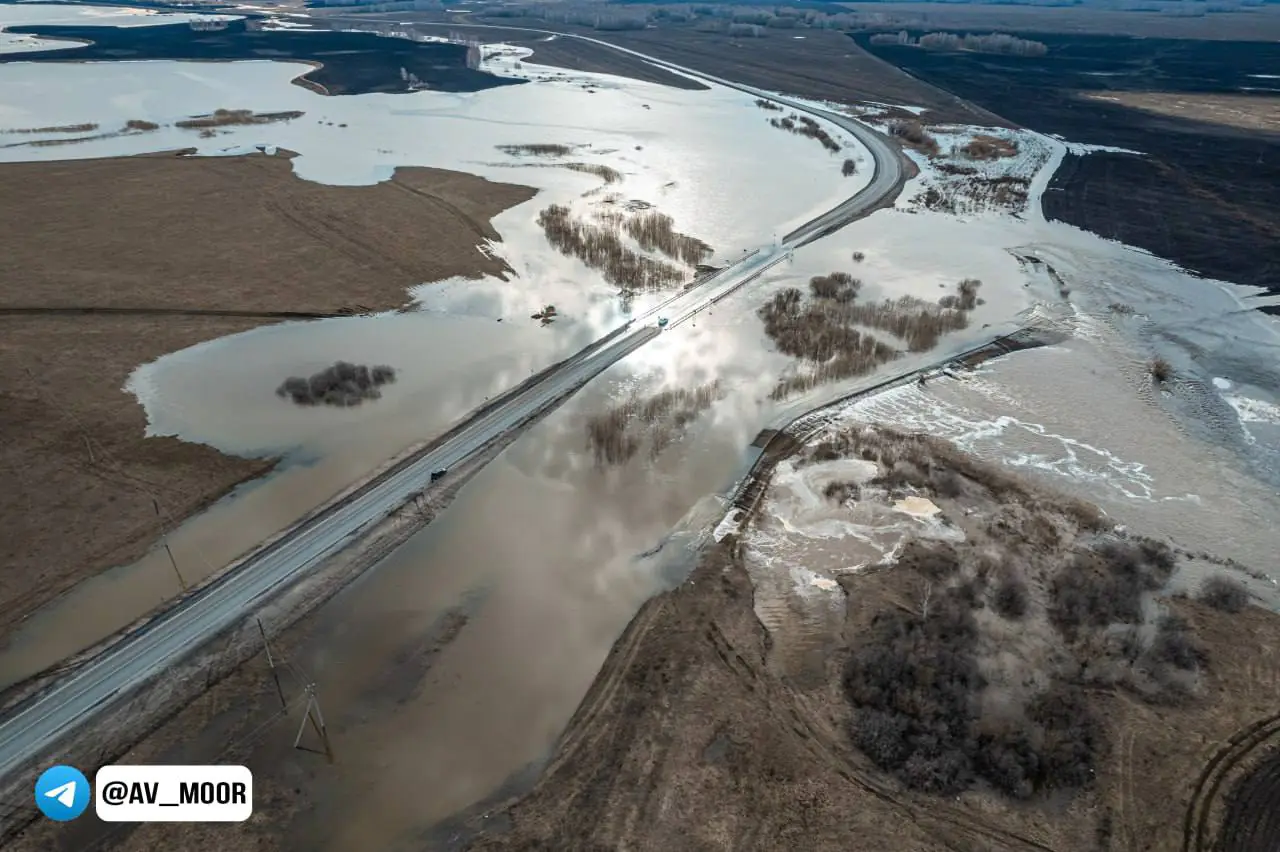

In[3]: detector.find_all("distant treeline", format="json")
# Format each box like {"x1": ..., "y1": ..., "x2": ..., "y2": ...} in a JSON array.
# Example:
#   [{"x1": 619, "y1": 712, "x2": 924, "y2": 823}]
[{"x1": 869, "y1": 30, "x2": 1049, "y2": 55}]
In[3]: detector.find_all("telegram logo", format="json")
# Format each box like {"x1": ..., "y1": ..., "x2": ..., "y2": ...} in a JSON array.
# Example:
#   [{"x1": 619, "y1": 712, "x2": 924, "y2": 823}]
[{"x1": 35, "y1": 765, "x2": 90, "y2": 821}]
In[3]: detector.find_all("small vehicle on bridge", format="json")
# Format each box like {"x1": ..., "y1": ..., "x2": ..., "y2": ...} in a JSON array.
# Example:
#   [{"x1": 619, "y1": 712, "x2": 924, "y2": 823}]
[
  {"x1": 657, "y1": 317, "x2": 669, "y2": 328},
  {"x1": 430, "y1": 468, "x2": 448, "y2": 482}
]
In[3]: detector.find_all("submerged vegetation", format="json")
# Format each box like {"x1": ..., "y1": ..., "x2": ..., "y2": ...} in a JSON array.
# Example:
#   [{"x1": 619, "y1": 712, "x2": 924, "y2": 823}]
[
  {"x1": 624, "y1": 211, "x2": 713, "y2": 266},
  {"x1": 175, "y1": 108, "x2": 304, "y2": 129},
  {"x1": 2, "y1": 122, "x2": 98, "y2": 135},
  {"x1": 586, "y1": 380, "x2": 723, "y2": 465},
  {"x1": 761, "y1": 276, "x2": 982, "y2": 398},
  {"x1": 562, "y1": 162, "x2": 622, "y2": 183},
  {"x1": 536, "y1": 204, "x2": 712, "y2": 292},
  {"x1": 768, "y1": 112, "x2": 841, "y2": 153},
  {"x1": 276, "y1": 361, "x2": 396, "y2": 407},
  {"x1": 497, "y1": 142, "x2": 575, "y2": 157},
  {"x1": 124, "y1": 119, "x2": 160, "y2": 132}
]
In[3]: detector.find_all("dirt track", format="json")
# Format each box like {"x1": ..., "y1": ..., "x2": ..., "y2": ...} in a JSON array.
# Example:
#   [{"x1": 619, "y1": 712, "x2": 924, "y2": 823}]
[{"x1": 0, "y1": 152, "x2": 534, "y2": 637}]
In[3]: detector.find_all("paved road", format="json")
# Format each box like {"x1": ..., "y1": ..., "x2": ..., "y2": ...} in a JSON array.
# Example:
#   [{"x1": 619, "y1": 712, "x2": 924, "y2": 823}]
[{"x1": 0, "y1": 34, "x2": 904, "y2": 783}]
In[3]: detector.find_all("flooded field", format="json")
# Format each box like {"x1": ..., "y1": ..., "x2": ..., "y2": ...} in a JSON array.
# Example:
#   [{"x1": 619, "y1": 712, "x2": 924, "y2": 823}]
[{"x1": 2, "y1": 8, "x2": 1279, "y2": 849}]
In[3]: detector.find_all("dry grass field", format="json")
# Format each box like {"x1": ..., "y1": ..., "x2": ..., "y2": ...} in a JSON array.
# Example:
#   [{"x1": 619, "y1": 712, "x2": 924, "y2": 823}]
[{"x1": 0, "y1": 152, "x2": 533, "y2": 636}]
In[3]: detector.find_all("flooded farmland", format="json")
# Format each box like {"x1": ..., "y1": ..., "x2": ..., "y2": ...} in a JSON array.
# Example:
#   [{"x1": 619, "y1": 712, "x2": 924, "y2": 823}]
[{"x1": 1, "y1": 6, "x2": 1279, "y2": 850}]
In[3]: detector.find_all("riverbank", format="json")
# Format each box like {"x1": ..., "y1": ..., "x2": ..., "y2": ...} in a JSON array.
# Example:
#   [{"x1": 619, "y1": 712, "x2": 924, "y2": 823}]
[{"x1": 0, "y1": 150, "x2": 534, "y2": 638}]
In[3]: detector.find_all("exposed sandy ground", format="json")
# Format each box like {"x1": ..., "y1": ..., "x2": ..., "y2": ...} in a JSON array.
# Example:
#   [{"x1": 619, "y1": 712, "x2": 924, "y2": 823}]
[
  {"x1": 838, "y1": 2, "x2": 1280, "y2": 41},
  {"x1": 448, "y1": 427, "x2": 1280, "y2": 852},
  {"x1": 0, "y1": 152, "x2": 534, "y2": 637},
  {"x1": 1079, "y1": 90, "x2": 1280, "y2": 134}
]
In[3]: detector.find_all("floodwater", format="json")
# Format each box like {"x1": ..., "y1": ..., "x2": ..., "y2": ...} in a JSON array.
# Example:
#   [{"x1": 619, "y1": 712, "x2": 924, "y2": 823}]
[
  {"x1": 0, "y1": 18, "x2": 870, "y2": 684},
  {"x1": 1, "y1": 11, "x2": 1278, "y2": 848}
]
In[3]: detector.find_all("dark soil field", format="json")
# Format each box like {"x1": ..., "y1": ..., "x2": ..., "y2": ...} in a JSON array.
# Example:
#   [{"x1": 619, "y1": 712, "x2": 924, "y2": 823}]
[
  {"x1": 838, "y1": 2, "x2": 1280, "y2": 42},
  {"x1": 0, "y1": 18, "x2": 520, "y2": 95},
  {"x1": 321, "y1": 11, "x2": 1005, "y2": 125},
  {"x1": 859, "y1": 32, "x2": 1280, "y2": 313},
  {"x1": 0, "y1": 152, "x2": 532, "y2": 638}
]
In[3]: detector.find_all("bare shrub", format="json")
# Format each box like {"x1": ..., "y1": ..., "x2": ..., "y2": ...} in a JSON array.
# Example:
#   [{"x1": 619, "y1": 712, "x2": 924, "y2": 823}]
[
  {"x1": 808, "y1": 271, "x2": 861, "y2": 302},
  {"x1": 842, "y1": 158, "x2": 858, "y2": 176},
  {"x1": 897, "y1": 538, "x2": 962, "y2": 582},
  {"x1": 497, "y1": 143, "x2": 574, "y2": 157},
  {"x1": 624, "y1": 211, "x2": 713, "y2": 265},
  {"x1": 276, "y1": 361, "x2": 396, "y2": 407},
  {"x1": 1199, "y1": 575, "x2": 1249, "y2": 613},
  {"x1": 889, "y1": 119, "x2": 939, "y2": 156},
  {"x1": 823, "y1": 480, "x2": 861, "y2": 502},
  {"x1": 754, "y1": 98, "x2": 782, "y2": 111},
  {"x1": 1049, "y1": 539, "x2": 1176, "y2": 634},
  {"x1": 851, "y1": 251, "x2": 866, "y2": 263},
  {"x1": 960, "y1": 134, "x2": 1019, "y2": 160},
  {"x1": 1150, "y1": 615, "x2": 1207, "y2": 671},
  {"x1": 175, "y1": 109, "x2": 303, "y2": 129},
  {"x1": 1149, "y1": 357, "x2": 1173, "y2": 384},
  {"x1": 124, "y1": 119, "x2": 160, "y2": 132},
  {"x1": 537, "y1": 204, "x2": 686, "y2": 292},
  {"x1": 992, "y1": 574, "x2": 1030, "y2": 619},
  {"x1": 769, "y1": 112, "x2": 841, "y2": 153}
]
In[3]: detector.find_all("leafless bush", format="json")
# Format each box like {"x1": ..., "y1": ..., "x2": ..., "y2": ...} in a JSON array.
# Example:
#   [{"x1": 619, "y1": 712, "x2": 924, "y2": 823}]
[
  {"x1": 852, "y1": 251, "x2": 866, "y2": 263},
  {"x1": 992, "y1": 574, "x2": 1030, "y2": 619},
  {"x1": 754, "y1": 98, "x2": 782, "y2": 111},
  {"x1": 842, "y1": 158, "x2": 858, "y2": 176},
  {"x1": 497, "y1": 143, "x2": 574, "y2": 157},
  {"x1": 808, "y1": 271, "x2": 861, "y2": 302},
  {"x1": 175, "y1": 109, "x2": 304, "y2": 129},
  {"x1": 1199, "y1": 575, "x2": 1249, "y2": 613},
  {"x1": 1108, "y1": 302, "x2": 1135, "y2": 314},
  {"x1": 889, "y1": 119, "x2": 940, "y2": 156},
  {"x1": 823, "y1": 480, "x2": 861, "y2": 502},
  {"x1": 537, "y1": 204, "x2": 686, "y2": 292},
  {"x1": 960, "y1": 134, "x2": 1019, "y2": 160},
  {"x1": 276, "y1": 361, "x2": 396, "y2": 407},
  {"x1": 1150, "y1": 614, "x2": 1207, "y2": 671},
  {"x1": 124, "y1": 119, "x2": 159, "y2": 132},
  {"x1": 769, "y1": 112, "x2": 841, "y2": 153},
  {"x1": 938, "y1": 278, "x2": 983, "y2": 311},
  {"x1": 1049, "y1": 539, "x2": 1176, "y2": 634},
  {"x1": 624, "y1": 211, "x2": 713, "y2": 265},
  {"x1": 896, "y1": 539, "x2": 962, "y2": 582},
  {"x1": 585, "y1": 381, "x2": 723, "y2": 465},
  {"x1": 1149, "y1": 357, "x2": 1173, "y2": 384}
]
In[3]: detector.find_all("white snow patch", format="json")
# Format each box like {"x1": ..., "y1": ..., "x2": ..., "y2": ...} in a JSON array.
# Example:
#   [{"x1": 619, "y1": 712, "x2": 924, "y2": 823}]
[
  {"x1": 713, "y1": 508, "x2": 743, "y2": 542},
  {"x1": 1213, "y1": 377, "x2": 1232, "y2": 390}
]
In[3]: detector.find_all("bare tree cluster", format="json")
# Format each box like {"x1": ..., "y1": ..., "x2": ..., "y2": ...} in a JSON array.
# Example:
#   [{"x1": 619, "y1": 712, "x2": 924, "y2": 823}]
[
  {"x1": 497, "y1": 143, "x2": 575, "y2": 157},
  {"x1": 871, "y1": 30, "x2": 1048, "y2": 57},
  {"x1": 624, "y1": 211, "x2": 713, "y2": 266},
  {"x1": 937, "y1": 277, "x2": 983, "y2": 311},
  {"x1": 754, "y1": 98, "x2": 783, "y2": 112},
  {"x1": 537, "y1": 204, "x2": 686, "y2": 292},
  {"x1": 276, "y1": 361, "x2": 396, "y2": 407},
  {"x1": 175, "y1": 109, "x2": 304, "y2": 129},
  {"x1": 585, "y1": 380, "x2": 723, "y2": 465}
]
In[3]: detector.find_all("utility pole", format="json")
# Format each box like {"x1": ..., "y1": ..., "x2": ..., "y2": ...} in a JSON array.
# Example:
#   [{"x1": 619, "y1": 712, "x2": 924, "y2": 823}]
[
  {"x1": 257, "y1": 618, "x2": 288, "y2": 711},
  {"x1": 154, "y1": 498, "x2": 187, "y2": 592},
  {"x1": 293, "y1": 684, "x2": 335, "y2": 764}
]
